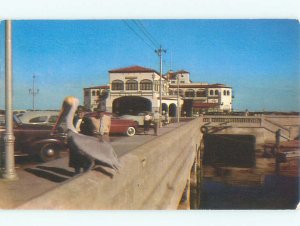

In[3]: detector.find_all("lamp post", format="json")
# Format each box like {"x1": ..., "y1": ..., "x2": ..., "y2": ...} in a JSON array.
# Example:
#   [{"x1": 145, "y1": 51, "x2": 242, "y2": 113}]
[
  {"x1": 2, "y1": 20, "x2": 17, "y2": 180},
  {"x1": 29, "y1": 75, "x2": 39, "y2": 110}
]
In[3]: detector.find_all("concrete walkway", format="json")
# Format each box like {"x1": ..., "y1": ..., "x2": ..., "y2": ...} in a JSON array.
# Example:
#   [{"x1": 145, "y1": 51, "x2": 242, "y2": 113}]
[{"x1": 0, "y1": 123, "x2": 182, "y2": 209}]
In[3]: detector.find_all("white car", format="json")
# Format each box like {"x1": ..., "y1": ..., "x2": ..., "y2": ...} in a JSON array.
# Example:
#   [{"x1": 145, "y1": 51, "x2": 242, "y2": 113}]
[
  {"x1": 119, "y1": 112, "x2": 152, "y2": 126},
  {"x1": 18, "y1": 111, "x2": 60, "y2": 125},
  {"x1": 119, "y1": 114, "x2": 145, "y2": 126}
]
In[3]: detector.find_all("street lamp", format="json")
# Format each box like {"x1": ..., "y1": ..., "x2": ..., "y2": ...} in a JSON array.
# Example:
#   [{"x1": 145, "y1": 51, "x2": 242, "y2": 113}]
[
  {"x1": 2, "y1": 20, "x2": 18, "y2": 180},
  {"x1": 29, "y1": 75, "x2": 39, "y2": 110}
]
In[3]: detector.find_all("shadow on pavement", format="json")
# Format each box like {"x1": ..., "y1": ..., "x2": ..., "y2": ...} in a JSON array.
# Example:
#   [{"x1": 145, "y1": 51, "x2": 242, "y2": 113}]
[
  {"x1": 36, "y1": 166, "x2": 75, "y2": 177},
  {"x1": 24, "y1": 168, "x2": 70, "y2": 183},
  {"x1": 94, "y1": 166, "x2": 114, "y2": 178}
]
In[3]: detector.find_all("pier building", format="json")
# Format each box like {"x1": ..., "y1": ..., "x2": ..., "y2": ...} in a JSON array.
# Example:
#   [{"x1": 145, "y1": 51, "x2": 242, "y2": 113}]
[
  {"x1": 83, "y1": 66, "x2": 233, "y2": 116},
  {"x1": 166, "y1": 70, "x2": 233, "y2": 116}
]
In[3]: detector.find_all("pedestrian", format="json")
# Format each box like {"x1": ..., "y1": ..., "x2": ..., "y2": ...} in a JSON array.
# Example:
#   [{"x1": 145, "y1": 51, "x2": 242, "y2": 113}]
[
  {"x1": 153, "y1": 110, "x2": 161, "y2": 136},
  {"x1": 69, "y1": 106, "x2": 91, "y2": 174},
  {"x1": 73, "y1": 105, "x2": 85, "y2": 132},
  {"x1": 165, "y1": 112, "x2": 169, "y2": 125},
  {"x1": 143, "y1": 111, "x2": 151, "y2": 134},
  {"x1": 91, "y1": 108, "x2": 111, "y2": 142}
]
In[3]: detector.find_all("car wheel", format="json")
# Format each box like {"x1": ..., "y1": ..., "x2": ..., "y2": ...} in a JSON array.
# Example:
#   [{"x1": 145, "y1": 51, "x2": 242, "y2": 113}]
[
  {"x1": 126, "y1": 126, "x2": 136, "y2": 136},
  {"x1": 40, "y1": 143, "x2": 60, "y2": 162}
]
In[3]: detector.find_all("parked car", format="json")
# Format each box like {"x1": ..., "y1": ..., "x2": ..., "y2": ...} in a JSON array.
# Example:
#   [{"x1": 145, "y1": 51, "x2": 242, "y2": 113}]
[
  {"x1": 84, "y1": 112, "x2": 138, "y2": 136},
  {"x1": 18, "y1": 110, "x2": 60, "y2": 125},
  {"x1": 119, "y1": 112, "x2": 147, "y2": 126},
  {"x1": 0, "y1": 115, "x2": 66, "y2": 162},
  {"x1": 120, "y1": 112, "x2": 169, "y2": 126}
]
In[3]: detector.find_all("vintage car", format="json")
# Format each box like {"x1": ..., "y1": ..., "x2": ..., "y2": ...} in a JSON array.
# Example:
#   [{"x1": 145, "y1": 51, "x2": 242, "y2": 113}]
[
  {"x1": 120, "y1": 112, "x2": 168, "y2": 126},
  {"x1": 84, "y1": 112, "x2": 138, "y2": 136},
  {"x1": 18, "y1": 110, "x2": 60, "y2": 125},
  {"x1": 119, "y1": 112, "x2": 148, "y2": 126},
  {"x1": 0, "y1": 115, "x2": 66, "y2": 162}
]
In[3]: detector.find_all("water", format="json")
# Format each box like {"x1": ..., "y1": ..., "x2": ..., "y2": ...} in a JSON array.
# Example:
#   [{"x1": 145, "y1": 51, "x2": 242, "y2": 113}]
[{"x1": 200, "y1": 175, "x2": 299, "y2": 209}]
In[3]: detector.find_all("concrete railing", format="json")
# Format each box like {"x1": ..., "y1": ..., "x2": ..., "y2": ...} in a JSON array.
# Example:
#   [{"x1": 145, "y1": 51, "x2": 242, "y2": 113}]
[
  {"x1": 17, "y1": 118, "x2": 202, "y2": 210},
  {"x1": 203, "y1": 116, "x2": 262, "y2": 127},
  {"x1": 201, "y1": 115, "x2": 295, "y2": 144}
]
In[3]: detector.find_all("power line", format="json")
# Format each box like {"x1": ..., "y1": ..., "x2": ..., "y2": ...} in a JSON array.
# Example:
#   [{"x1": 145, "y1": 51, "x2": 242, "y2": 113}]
[
  {"x1": 122, "y1": 20, "x2": 155, "y2": 51},
  {"x1": 133, "y1": 20, "x2": 160, "y2": 49}
]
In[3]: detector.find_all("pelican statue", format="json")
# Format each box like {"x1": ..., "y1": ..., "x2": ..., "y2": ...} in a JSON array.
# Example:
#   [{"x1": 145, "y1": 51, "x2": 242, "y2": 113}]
[{"x1": 52, "y1": 96, "x2": 121, "y2": 172}]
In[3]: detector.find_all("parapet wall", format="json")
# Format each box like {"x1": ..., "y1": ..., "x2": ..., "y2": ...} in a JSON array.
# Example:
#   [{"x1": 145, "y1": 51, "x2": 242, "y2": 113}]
[
  {"x1": 201, "y1": 115, "x2": 300, "y2": 146},
  {"x1": 17, "y1": 118, "x2": 202, "y2": 210}
]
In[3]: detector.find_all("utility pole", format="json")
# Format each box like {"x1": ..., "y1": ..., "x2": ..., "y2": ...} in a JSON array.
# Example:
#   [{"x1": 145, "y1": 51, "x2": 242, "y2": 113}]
[
  {"x1": 2, "y1": 20, "x2": 17, "y2": 180},
  {"x1": 155, "y1": 46, "x2": 166, "y2": 121},
  {"x1": 177, "y1": 74, "x2": 180, "y2": 124},
  {"x1": 29, "y1": 75, "x2": 39, "y2": 110}
]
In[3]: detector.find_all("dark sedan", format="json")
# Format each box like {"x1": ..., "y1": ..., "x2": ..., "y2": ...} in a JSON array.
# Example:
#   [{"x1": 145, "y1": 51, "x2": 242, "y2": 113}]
[{"x1": 0, "y1": 115, "x2": 66, "y2": 162}]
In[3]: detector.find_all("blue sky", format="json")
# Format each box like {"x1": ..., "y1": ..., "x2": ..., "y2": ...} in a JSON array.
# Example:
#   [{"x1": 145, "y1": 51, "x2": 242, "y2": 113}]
[{"x1": 0, "y1": 19, "x2": 299, "y2": 111}]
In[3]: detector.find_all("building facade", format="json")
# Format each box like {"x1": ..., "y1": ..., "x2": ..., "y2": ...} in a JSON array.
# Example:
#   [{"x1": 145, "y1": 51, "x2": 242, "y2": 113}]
[
  {"x1": 84, "y1": 66, "x2": 182, "y2": 117},
  {"x1": 83, "y1": 66, "x2": 233, "y2": 116},
  {"x1": 166, "y1": 70, "x2": 233, "y2": 116}
]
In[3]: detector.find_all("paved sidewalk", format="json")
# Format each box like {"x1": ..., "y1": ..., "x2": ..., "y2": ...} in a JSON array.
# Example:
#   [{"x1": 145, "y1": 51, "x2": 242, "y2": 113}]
[{"x1": 0, "y1": 123, "x2": 182, "y2": 209}]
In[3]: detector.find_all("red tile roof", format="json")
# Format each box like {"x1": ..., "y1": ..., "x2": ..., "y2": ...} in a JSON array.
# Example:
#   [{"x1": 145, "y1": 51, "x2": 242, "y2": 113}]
[{"x1": 109, "y1": 65, "x2": 159, "y2": 74}]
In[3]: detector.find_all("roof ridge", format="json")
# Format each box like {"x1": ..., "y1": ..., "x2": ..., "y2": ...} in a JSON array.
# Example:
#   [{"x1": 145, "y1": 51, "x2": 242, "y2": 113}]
[{"x1": 109, "y1": 65, "x2": 158, "y2": 73}]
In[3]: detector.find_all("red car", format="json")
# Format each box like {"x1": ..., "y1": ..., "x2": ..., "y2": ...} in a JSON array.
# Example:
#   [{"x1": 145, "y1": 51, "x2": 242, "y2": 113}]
[{"x1": 84, "y1": 112, "x2": 138, "y2": 136}]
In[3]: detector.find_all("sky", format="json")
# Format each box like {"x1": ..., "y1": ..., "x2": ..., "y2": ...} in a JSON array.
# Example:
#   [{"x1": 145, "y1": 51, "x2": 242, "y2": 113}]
[{"x1": 0, "y1": 19, "x2": 299, "y2": 111}]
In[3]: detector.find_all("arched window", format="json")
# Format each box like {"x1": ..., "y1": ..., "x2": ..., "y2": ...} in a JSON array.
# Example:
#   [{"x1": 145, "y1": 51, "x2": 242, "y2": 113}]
[
  {"x1": 215, "y1": 90, "x2": 219, "y2": 95},
  {"x1": 209, "y1": 90, "x2": 213, "y2": 95},
  {"x1": 140, "y1": 79, "x2": 153, "y2": 90},
  {"x1": 92, "y1": 90, "x2": 96, "y2": 96},
  {"x1": 126, "y1": 80, "x2": 138, "y2": 90},
  {"x1": 185, "y1": 89, "x2": 195, "y2": 97},
  {"x1": 223, "y1": 90, "x2": 226, "y2": 95},
  {"x1": 111, "y1": 80, "x2": 124, "y2": 90},
  {"x1": 96, "y1": 90, "x2": 100, "y2": 96},
  {"x1": 227, "y1": 90, "x2": 230, "y2": 96},
  {"x1": 196, "y1": 89, "x2": 206, "y2": 97}
]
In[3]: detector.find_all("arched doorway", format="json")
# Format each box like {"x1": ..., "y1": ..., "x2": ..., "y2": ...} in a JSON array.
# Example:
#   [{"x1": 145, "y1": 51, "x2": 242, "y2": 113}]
[
  {"x1": 113, "y1": 96, "x2": 152, "y2": 115},
  {"x1": 169, "y1": 103, "x2": 177, "y2": 117}
]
